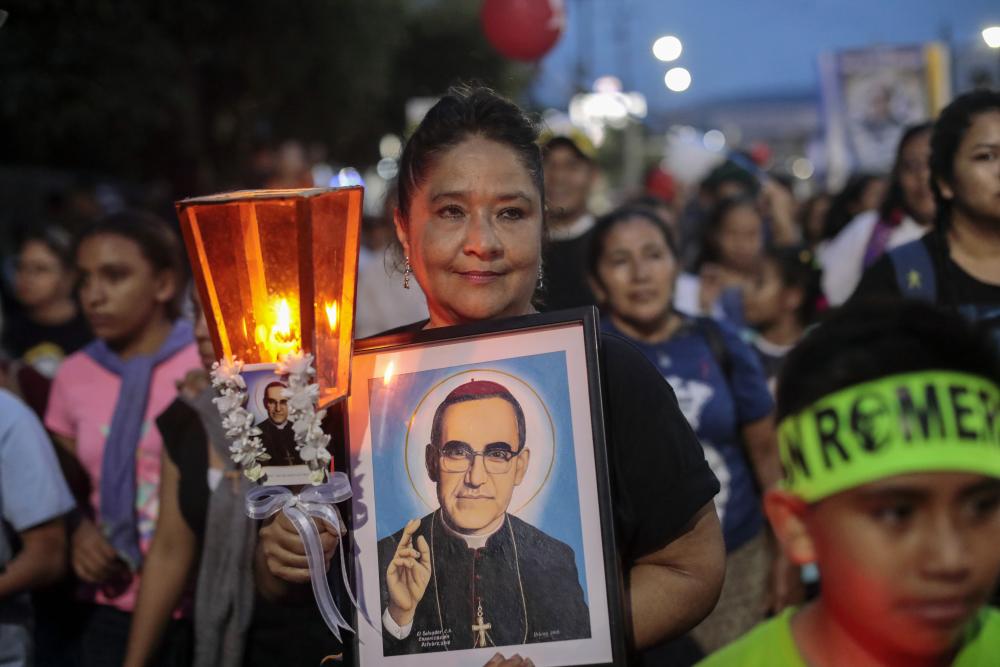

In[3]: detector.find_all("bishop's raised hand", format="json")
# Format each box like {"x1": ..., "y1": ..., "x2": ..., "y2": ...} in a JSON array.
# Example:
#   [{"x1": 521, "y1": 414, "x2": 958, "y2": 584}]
[{"x1": 386, "y1": 518, "x2": 432, "y2": 627}]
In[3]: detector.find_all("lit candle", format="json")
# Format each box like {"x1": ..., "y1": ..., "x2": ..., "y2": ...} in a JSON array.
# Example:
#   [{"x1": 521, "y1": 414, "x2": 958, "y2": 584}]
[
  {"x1": 253, "y1": 297, "x2": 300, "y2": 360},
  {"x1": 325, "y1": 301, "x2": 338, "y2": 331}
]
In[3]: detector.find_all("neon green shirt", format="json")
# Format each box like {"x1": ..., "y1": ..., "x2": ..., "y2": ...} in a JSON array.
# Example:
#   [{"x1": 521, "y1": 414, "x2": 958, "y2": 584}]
[{"x1": 696, "y1": 606, "x2": 1000, "y2": 667}]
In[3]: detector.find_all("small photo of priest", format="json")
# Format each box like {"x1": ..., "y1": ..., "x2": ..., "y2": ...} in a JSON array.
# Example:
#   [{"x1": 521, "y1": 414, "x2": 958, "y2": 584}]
[
  {"x1": 366, "y1": 352, "x2": 593, "y2": 656},
  {"x1": 242, "y1": 367, "x2": 299, "y2": 468}
]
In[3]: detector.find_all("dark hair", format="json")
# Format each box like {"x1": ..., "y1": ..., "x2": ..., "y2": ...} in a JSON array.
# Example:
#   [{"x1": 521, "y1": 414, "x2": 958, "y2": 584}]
[
  {"x1": 877, "y1": 122, "x2": 933, "y2": 224},
  {"x1": 820, "y1": 173, "x2": 885, "y2": 241},
  {"x1": 797, "y1": 193, "x2": 831, "y2": 246},
  {"x1": 586, "y1": 205, "x2": 679, "y2": 287},
  {"x1": 776, "y1": 300, "x2": 1000, "y2": 421},
  {"x1": 396, "y1": 85, "x2": 543, "y2": 224},
  {"x1": 429, "y1": 383, "x2": 527, "y2": 452},
  {"x1": 17, "y1": 225, "x2": 75, "y2": 269},
  {"x1": 702, "y1": 160, "x2": 759, "y2": 199},
  {"x1": 696, "y1": 195, "x2": 760, "y2": 269},
  {"x1": 760, "y1": 245, "x2": 822, "y2": 327},
  {"x1": 930, "y1": 89, "x2": 1000, "y2": 231},
  {"x1": 75, "y1": 210, "x2": 188, "y2": 320},
  {"x1": 263, "y1": 381, "x2": 288, "y2": 409}
]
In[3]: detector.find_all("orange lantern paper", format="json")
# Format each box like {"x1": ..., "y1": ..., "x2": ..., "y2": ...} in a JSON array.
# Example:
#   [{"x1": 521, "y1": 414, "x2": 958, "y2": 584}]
[{"x1": 177, "y1": 187, "x2": 363, "y2": 407}]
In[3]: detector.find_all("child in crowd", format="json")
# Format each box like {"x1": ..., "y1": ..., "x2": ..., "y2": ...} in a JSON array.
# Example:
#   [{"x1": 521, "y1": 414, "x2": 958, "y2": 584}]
[
  {"x1": 43, "y1": 211, "x2": 198, "y2": 666},
  {"x1": 699, "y1": 299, "x2": 1000, "y2": 666},
  {"x1": 741, "y1": 246, "x2": 821, "y2": 390}
]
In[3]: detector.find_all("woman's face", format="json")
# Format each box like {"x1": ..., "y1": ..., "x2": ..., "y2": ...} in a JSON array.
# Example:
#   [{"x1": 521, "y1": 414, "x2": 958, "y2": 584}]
[
  {"x1": 15, "y1": 240, "x2": 72, "y2": 309},
  {"x1": 77, "y1": 234, "x2": 175, "y2": 346},
  {"x1": 395, "y1": 136, "x2": 543, "y2": 327},
  {"x1": 898, "y1": 130, "x2": 936, "y2": 224},
  {"x1": 592, "y1": 216, "x2": 677, "y2": 330},
  {"x1": 940, "y1": 110, "x2": 1000, "y2": 228},
  {"x1": 717, "y1": 204, "x2": 764, "y2": 273}
]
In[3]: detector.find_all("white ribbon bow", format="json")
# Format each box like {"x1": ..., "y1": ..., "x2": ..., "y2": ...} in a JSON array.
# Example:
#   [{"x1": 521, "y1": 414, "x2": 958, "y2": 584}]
[{"x1": 245, "y1": 472, "x2": 364, "y2": 641}]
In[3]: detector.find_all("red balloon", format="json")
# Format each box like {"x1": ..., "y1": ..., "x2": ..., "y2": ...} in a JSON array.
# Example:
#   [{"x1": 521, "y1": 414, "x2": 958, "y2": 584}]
[{"x1": 481, "y1": 0, "x2": 565, "y2": 62}]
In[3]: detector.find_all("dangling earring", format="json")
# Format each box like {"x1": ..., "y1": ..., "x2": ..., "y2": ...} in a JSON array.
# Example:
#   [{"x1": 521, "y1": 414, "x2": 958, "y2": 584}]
[
  {"x1": 537, "y1": 264, "x2": 544, "y2": 290},
  {"x1": 403, "y1": 257, "x2": 412, "y2": 289}
]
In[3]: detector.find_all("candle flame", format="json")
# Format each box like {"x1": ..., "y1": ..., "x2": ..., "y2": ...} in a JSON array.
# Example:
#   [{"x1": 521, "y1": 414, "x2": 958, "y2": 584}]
[
  {"x1": 383, "y1": 361, "x2": 395, "y2": 385},
  {"x1": 325, "y1": 301, "x2": 338, "y2": 331},
  {"x1": 275, "y1": 299, "x2": 293, "y2": 341}
]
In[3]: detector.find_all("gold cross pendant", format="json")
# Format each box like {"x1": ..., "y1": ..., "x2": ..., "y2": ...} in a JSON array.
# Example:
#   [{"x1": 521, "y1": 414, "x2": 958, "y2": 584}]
[{"x1": 472, "y1": 599, "x2": 492, "y2": 648}]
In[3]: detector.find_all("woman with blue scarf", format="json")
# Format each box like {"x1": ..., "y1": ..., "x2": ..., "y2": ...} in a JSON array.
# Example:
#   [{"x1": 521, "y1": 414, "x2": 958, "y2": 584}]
[{"x1": 44, "y1": 211, "x2": 199, "y2": 667}]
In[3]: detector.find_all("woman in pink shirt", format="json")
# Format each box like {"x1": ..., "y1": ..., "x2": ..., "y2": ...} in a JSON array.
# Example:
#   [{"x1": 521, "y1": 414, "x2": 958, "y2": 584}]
[{"x1": 45, "y1": 211, "x2": 199, "y2": 667}]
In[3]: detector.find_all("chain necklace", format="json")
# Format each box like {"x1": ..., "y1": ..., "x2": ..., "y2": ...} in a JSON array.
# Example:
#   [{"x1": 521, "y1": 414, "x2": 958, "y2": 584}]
[{"x1": 430, "y1": 510, "x2": 529, "y2": 649}]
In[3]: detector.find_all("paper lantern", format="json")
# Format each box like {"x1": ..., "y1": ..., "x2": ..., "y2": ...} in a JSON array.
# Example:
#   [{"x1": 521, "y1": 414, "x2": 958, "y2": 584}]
[
  {"x1": 177, "y1": 187, "x2": 363, "y2": 407},
  {"x1": 480, "y1": 0, "x2": 564, "y2": 62}
]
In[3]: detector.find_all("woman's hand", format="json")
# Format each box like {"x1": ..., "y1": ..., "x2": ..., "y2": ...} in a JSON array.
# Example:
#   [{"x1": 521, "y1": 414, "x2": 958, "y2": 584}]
[
  {"x1": 71, "y1": 518, "x2": 125, "y2": 584},
  {"x1": 258, "y1": 510, "x2": 341, "y2": 585}
]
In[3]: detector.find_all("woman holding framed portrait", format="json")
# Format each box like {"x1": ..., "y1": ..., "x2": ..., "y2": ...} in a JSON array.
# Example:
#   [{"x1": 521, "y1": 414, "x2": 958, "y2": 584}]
[{"x1": 257, "y1": 85, "x2": 725, "y2": 666}]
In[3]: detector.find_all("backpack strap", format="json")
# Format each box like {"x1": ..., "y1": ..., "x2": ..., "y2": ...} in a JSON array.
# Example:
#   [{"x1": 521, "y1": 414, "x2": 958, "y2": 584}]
[
  {"x1": 888, "y1": 240, "x2": 937, "y2": 303},
  {"x1": 693, "y1": 316, "x2": 734, "y2": 384}
]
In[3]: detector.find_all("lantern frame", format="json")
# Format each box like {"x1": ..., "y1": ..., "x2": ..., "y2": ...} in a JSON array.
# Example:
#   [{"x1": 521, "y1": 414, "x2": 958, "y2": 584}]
[{"x1": 177, "y1": 186, "x2": 363, "y2": 408}]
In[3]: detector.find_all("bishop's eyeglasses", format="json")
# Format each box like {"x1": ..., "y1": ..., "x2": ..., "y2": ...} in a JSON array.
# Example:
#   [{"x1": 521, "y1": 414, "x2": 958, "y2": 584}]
[{"x1": 437, "y1": 441, "x2": 524, "y2": 474}]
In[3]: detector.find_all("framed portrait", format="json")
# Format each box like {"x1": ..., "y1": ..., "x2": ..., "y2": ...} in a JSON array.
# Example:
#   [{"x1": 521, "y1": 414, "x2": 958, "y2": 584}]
[
  {"x1": 346, "y1": 309, "x2": 625, "y2": 667},
  {"x1": 241, "y1": 363, "x2": 330, "y2": 487}
]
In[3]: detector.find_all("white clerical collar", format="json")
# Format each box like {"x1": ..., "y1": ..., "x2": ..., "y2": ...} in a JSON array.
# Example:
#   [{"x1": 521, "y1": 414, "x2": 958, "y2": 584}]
[
  {"x1": 270, "y1": 419, "x2": 289, "y2": 430},
  {"x1": 439, "y1": 511, "x2": 506, "y2": 550},
  {"x1": 548, "y1": 213, "x2": 595, "y2": 241}
]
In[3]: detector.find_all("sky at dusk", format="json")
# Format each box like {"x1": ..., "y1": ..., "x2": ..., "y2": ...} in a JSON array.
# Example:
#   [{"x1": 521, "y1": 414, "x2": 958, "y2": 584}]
[{"x1": 531, "y1": 0, "x2": 1000, "y2": 111}]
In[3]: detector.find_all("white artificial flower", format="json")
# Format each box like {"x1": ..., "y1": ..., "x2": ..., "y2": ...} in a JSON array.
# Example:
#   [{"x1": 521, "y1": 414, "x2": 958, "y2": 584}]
[
  {"x1": 308, "y1": 468, "x2": 327, "y2": 485},
  {"x1": 245, "y1": 464, "x2": 265, "y2": 482}
]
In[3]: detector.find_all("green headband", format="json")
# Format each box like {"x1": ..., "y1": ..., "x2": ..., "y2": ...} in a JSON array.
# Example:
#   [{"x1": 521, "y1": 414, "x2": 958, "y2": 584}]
[{"x1": 777, "y1": 370, "x2": 1000, "y2": 502}]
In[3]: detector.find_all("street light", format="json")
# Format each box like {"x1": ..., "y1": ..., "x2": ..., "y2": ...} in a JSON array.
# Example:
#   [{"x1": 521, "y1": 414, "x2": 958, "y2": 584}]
[
  {"x1": 652, "y1": 35, "x2": 683, "y2": 62},
  {"x1": 664, "y1": 67, "x2": 691, "y2": 92},
  {"x1": 984, "y1": 26, "x2": 1000, "y2": 49}
]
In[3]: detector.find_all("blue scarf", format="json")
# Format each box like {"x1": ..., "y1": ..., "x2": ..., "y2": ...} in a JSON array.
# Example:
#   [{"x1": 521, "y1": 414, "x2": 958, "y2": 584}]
[{"x1": 84, "y1": 319, "x2": 194, "y2": 570}]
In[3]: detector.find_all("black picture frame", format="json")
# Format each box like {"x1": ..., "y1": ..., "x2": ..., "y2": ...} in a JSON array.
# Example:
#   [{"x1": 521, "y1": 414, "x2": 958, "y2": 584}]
[{"x1": 345, "y1": 308, "x2": 626, "y2": 667}]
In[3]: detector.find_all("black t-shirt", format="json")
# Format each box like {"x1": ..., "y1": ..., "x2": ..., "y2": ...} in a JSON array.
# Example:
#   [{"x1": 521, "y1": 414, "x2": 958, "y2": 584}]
[
  {"x1": 156, "y1": 398, "x2": 347, "y2": 665},
  {"x1": 541, "y1": 231, "x2": 598, "y2": 312},
  {"x1": 851, "y1": 231, "x2": 1000, "y2": 345},
  {"x1": 365, "y1": 321, "x2": 720, "y2": 565},
  {"x1": 1, "y1": 310, "x2": 92, "y2": 375}
]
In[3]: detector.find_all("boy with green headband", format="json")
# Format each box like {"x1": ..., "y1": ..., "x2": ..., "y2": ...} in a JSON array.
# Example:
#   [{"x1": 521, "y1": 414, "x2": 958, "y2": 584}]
[{"x1": 699, "y1": 300, "x2": 1000, "y2": 667}]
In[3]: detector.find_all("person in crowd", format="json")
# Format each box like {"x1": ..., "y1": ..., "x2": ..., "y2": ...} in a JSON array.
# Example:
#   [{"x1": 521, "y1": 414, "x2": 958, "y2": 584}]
[
  {"x1": 851, "y1": 89, "x2": 1000, "y2": 348},
  {"x1": 44, "y1": 211, "x2": 199, "y2": 666},
  {"x1": 675, "y1": 196, "x2": 766, "y2": 324},
  {"x1": 257, "y1": 86, "x2": 726, "y2": 661},
  {"x1": 821, "y1": 124, "x2": 935, "y2": 305},
  {"x1": 354, "y1": 189, "x2": 429, "y2": 338},
  {"x1": 699, "y1": 300, "x2": 1000, "y2": 666},
  {"x1": 540, "y1": 130, "x2": 600, "y2": 310},
  {"x1": 2, "y1": 226, "x2": 92, "y2": 377},
  {"x1": 818, "y1": 172, "x2": 888, "y2": 242},
  {"x1": 587, "y1": 205, "x2": 799, "y2": 659},
  {"x1": 742, "y1": 246, "x2": 822, "y2": 390},
  {"x1": 0, "y1": 390, "x2": 76, "y2": 666},
  {"x1": 1, "y1": 227, "x2": 93, "y2": 420},
  {"x1": 378, "y1": 379, "x2": 590, "y2": 654},
  {"x1": 677, "y1": 161, "x2": 760, "y2": 269},
  {"x1": 797, "y1": 193, "x2": 831, "y2": 252},
  {"x1": 123, "y1": 287, "x2": 343, "y2": 667}
]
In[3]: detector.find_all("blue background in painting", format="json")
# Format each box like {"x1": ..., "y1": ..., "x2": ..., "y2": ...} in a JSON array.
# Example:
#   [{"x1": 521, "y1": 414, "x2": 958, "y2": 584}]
[{"x1": 368, "y1": 350, "x2": 588, "y2": 598}]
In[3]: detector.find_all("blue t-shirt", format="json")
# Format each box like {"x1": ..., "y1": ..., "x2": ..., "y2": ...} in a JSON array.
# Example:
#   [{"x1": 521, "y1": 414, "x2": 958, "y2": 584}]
[
  {"x1": 0, "y1": 389, "x2": 75, "y2": 660},
  {"x1": 602, "y1": 318, "x2": 774, "y2": 551}
]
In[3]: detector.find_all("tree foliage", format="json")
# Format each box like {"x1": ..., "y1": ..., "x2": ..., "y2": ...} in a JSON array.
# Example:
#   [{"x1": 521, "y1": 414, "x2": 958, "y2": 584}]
[{"x1": 1, "y1": 0, "x2": 526, "y2": 195}]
